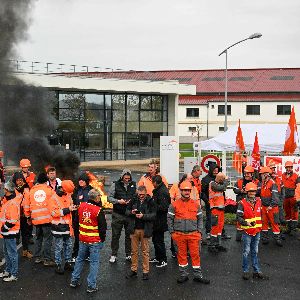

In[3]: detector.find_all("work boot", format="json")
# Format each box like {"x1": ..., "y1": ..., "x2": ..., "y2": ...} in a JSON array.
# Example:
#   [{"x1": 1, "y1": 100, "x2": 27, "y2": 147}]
[
  {"x1": 261, "y1": 231, "x2": 269, "y2": 245},
  {"x1": 242, "y1": 272, "x2": 250, "y2": 280},
  {"x1": 22, "y1": 250, "x2": 33, "y2": 259},
  {"x1": 284, "y1": 221, "x2": 292, "y2": 234},
  {"x1": 216, "y1": 236, "x2": 228, "y2": 252},
  {"x1": 208, "y1": 236, "x2": 219, "y2": 253},
  {"x1": 177, "y1": 265, "x2": 189, "y2": 283},
  {"x1": 64, "y1": 262, "x2": 74, "y2": 271},
  {"x1": 55, "y1": 264, "x2": 64, "y2": 275},
  {"x1": 274, "y1": 235, "x2": 283, "y2": 247},
  {"x1": 236, "y1": 230, "x2": 242, "y2": 242},
  {"x1": 193, "y1": 267, "x2": 210, "y2": 284},
  {"x1": 253, "y1": 272, "x2": 269, "y2": 280}
]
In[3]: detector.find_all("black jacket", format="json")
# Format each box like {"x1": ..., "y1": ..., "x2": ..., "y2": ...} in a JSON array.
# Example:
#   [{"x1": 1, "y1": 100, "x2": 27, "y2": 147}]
[
  {"x1": 152, "y1": 183, "x2": 171, "y2": 232},
  {"x1": 201, "y1": 163, "x2": 221, "y2": 203},
  {"x1": 125, "y1": 195, "x2": 156, "y2": 238}
]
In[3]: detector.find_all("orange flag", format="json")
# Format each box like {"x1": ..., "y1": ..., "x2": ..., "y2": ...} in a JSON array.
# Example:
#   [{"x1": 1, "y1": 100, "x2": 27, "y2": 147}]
[
  {"x1": 251, "y1": 132, "x2": 260, "y2": 170},
  {"x1": 283, "y1": 106, "x2": 299, "y2": 155},
  {"x1": 233, "y1": 120, "x2": 246, "y2": 173}
]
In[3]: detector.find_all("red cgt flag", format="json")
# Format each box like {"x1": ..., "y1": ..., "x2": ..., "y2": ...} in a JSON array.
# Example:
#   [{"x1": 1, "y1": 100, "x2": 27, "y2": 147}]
[
  {"x1": 251, "y1": 132, "x2": 260, "y2": 170},
  {"x1": 233, "y1": 120, "x2": 246, "y2": 173},
  {"x1": 283, "y1": 106, "x2": 299, "y2": 155}
]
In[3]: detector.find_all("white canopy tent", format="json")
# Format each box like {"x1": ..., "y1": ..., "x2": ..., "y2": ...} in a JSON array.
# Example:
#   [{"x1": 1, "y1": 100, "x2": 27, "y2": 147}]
[{"x1": 198, "y1": 124, "x2": 299, "y2": 153}]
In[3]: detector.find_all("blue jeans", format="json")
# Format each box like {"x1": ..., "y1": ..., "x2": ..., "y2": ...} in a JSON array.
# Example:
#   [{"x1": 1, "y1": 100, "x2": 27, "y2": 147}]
[
  {"x1": 242, "y1": 232, "x2": 261, "y2": 273},
  {"x1": 54, "y1": 236, "x2": 73, "y2": 265},
  {"x1": 71, "y1": 242, "x2": 103, "y2": 289},
  {"x1": 3, "y1": 238, "x2": 18, "y2": 277}
]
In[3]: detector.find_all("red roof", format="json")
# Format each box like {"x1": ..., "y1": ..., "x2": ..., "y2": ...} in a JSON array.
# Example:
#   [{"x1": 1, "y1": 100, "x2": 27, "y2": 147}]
[
  {"x1": 179, "y1": 94, "x2": 300, "y2": 105},
  {"x1": 65, "y1": 68, "x2": 300, "y2": 94}
]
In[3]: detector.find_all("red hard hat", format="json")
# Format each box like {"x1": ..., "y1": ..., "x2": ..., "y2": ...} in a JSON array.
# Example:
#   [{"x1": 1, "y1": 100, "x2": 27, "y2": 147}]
[
  {"x1": 20, "y1": 158, "x2": 31, "y2": 168},
  {"x1": 285, "y1": 161, "x2": 293, "y2": 168},
  {"x1": 244, "y1": 165, "x2": 254, "y2": 173},
  {"x1": 259, "y1": 166, "x2": 272, "y2": 174},
  {"x1": 0, "y1": 151, "x2": 4, "y2": 158},
  {"x1": 61, "y1": 180, "x2": 75, "y2": 194},
  {"x1": 245, "y1": 182, "x2": 258, "y2": 192},
  {"x1": 179, "y1": 180, "x2": 192, "y2": 190}
]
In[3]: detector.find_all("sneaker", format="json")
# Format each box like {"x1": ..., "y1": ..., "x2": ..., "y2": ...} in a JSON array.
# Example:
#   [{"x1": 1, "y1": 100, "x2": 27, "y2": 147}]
[
  {"x1": 177, "y1": 276, "x2": 189, "y2": 284},
  {"x1": 149, "y1": 258, "x2": 159, "y2": 263},
  {"x1": 22, "y1": 250, "x2": 33, "y2": 259},
  {"x1": 242, "y1": 272, "x2": 250, "y2": 280},
  {"x1": 206, "y1": 233, "x2": 211, "y2": 240},
  {"x1": 156, "y1": 261, "x2": 167, "y2": 268},
  {"x1": 142, "y1": 273, "x2": 149, "y2": 280},
  {"x1": 64, "y1": 262, "x2": 74, "y2": 271},
  {"x1": 125, "y1": 255, "x2": 131, "y2": 262},
  {"x1": 193, "y1": 277, "x2": 210, "y2": 284},
  {"x1": 109, "y1": 256, "x2": 117, "y2": 263},
  {"x1": 87, "y1": 286, "x2": 98, "y2": 293},
  {"x1": 55, "y1": 264, "x2": 64, "y2": 275},
  {"x1": 43, "y1": 260, "x2": 56, "y2": 267},
  {"x1": 253, "y1": 272, "x2": 269, "y2": 280},
  {"x1": 70, "y1": 281, "x2": 81, "y2": 288},
  {"x1": 3, "y1": 275, "x2": 18, "y2": 282},
  {"x1": 126, "y1": 270, "x2": 137, "y2": 279},
  {"x1": 34, "y1": 257, "x2": 43, "y2": 264},
  {"x1": 0, "y1": 271, "x2": 9, "y2": 278}
]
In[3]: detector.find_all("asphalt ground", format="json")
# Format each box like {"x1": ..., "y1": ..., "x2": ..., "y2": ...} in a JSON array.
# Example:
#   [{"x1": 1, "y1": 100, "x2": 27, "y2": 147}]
[{"x1": 0, "y1": 170, "x2": 299, "y2": 299}]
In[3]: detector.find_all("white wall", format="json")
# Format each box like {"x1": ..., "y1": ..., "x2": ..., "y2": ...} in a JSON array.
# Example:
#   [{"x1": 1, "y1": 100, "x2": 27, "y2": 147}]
[{"x1": 178, "y1": 101, "x2": 300, "y2": 141}]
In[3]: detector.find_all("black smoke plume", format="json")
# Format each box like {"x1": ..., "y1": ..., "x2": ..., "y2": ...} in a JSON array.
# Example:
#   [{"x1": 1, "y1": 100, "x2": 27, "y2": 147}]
[{"x1": 0, "y1": 1, "x2": 80, "y2": 179}]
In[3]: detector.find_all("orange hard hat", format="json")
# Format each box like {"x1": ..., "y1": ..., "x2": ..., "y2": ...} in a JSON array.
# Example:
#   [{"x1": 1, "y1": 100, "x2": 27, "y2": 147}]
[
  {"x1": 285, "y1": 161, "x2": 293, "y2": 168},
  {"x1": 259, "y1": 166, "x2": 272, "y2": 174},
  {"x1": 20, "y1": 158, "x2": 31, "y2": 168},
  {"x1": 0, "y1": 151, "x2": 4, "y2": 158},
  {"x1": 245, "y1": 182, "x2": 258, "y2": 192},
  {"x1": 179, "y1": 180, "x2": 192, "y2": 190},
  {"x1": 61, "y1": 180, "x2": 75, "y2": 194},
  {"x1": 244, "y1": 166, "x2": 254, "y2": 173},
  {"x1": 268, "y1": 160, "x2": 276, "y2": 168}
]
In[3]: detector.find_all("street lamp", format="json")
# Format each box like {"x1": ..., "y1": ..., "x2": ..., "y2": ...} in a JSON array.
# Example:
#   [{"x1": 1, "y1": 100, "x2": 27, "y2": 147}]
[{"x1": 219, "y1": 33, "x2": 262, "y2": 131}]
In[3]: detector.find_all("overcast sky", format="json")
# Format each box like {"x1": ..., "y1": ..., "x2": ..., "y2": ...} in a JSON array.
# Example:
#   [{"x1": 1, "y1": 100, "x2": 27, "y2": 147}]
[{"x1": 17, "y1": 0, "x2": 300, "y2": 72}]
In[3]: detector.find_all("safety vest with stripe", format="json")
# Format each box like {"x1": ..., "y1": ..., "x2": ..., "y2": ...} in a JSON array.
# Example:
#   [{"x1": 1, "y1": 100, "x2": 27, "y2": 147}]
[
  {"x1": 78, "y1": 202, "x2": 101, "y2": 243},
  {"x1": 239, "y1": 197, "x2": 262, "y2": 236},
  {"x1": 0, "y1": 194, "x2": 22, "y2": 236},
  {"x1": 26, "y1": 184, "x2": 54, "y2": 225},
  {"x1": 49, "y1": 193, "x2": 73, "y2": 236},
  {"x1": 208, "y1": 182, "x2": 225, "y2": 209}
]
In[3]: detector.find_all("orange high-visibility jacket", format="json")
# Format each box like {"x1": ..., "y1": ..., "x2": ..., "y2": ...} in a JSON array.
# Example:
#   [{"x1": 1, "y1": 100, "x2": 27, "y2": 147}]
[
  {"x1": 281, "y1": 172, "x2": 299, "y2": 198},
  {"x1": 25, "y1": 184, "x2": 55, "y2": 225},
  {"x1": 209, "y1": 182, "x2": 226, "y2": 209},
  {"x1": 0, "y1": 194, "x2": 22, "y2": 237},
  {"x1": 191, "y1": 177, "x2": 201, "y2": 194},
  {"x1": 49, "y1": 193, "x2": 74, "y2": 236},
  {"x1": 138, "y1": 173, "x2": 168, "y2": 196},
  {"x1": 16, "y1": 188, "x2": 30, "y2": 215},
  {"x1": 23, "y1": 172, "x2": 36, "y2": 189},
  {"x1": 169, "y1": 183, "x2": 199, "y2": 204}
]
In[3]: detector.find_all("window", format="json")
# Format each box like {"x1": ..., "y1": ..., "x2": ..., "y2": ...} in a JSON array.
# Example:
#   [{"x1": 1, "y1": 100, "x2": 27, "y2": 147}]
[
  {"x1": 270, "y1": 76, "x2": 294, "y2": 80},
  {"x1": 186, "y1": 108, "x2": 199, "y2": 117},
  {"x1": 277, "y1": 105, "x2": 291, "y2": 115},
  {"x1": 188, "y1": 127, "x2": 196, "y2": 132},
  {"x1": 218, "y1": 105, "x2": 231, "y2": 115},
  {"x1": 229, "y1": 76, "x2": 253, "y2": 81},
  {"x1": 246, "y1": 105, "x2": 260, "y2": 115},
  {"x1": 202, "y1": 77, "x2": 224, "y2": 81},
  {"x1": 219, "y1": 127, "x2": 225, "y2": 132}
]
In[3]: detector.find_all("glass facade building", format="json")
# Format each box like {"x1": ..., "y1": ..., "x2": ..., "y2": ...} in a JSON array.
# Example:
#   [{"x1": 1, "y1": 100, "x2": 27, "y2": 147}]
[{"x1": 55, "y1": 92, "x2": 168, "y2": 160}]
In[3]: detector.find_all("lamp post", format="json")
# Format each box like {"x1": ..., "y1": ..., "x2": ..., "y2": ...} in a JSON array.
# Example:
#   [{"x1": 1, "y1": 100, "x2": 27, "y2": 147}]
[{"x1": 219, "y1": 33, "x2": 262, "y2": 131}]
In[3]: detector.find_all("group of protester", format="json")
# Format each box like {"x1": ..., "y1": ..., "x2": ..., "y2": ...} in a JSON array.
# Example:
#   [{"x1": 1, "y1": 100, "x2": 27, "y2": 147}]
[{"x1": 0, "y1": 155, "x2": 299, "y2": 293}]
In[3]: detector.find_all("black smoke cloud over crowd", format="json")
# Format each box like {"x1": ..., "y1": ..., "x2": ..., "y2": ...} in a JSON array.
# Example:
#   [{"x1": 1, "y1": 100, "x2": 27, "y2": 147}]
[{"x1": 0, "y1": 0, "x2": 80, "y2": 178}]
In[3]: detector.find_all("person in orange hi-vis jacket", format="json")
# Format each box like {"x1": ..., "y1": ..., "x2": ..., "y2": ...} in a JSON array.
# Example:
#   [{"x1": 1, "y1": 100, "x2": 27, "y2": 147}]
[
  {"x1": 24, "y1": 173, "x2": 57, "y2": 266},
  {"x1": 18, "y1": 159, "x2": 36, "y2": 190},
  {"x1": 208, "y1": 173, "x2": 229, "y2": 253},
  {"x1": 138, "y1": 159, "x2": 168, "y2": 197},
  {"x1": 0, "y1": 182, "x2": 22, "y2": 282},
  {"x1": 168, "y1": 180, "x2": 210, "y2": 284},
  {"x1": 13, "y1": 172, "x2": 33, "y2": 259},
  {"x1": 49, "y1": 180, "x2": 78, "y2": 275},
  {"x1": 281, "y1": 161, "x2": 300, "y2": 235},
  {"x1": 257, "y1": 167, "x2": 282, "y2": 247}
]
